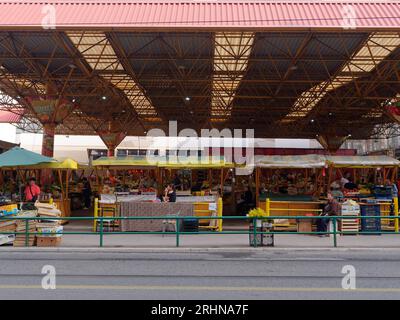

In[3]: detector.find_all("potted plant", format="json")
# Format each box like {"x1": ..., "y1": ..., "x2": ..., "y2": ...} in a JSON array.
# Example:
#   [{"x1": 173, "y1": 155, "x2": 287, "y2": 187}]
[{"x1": 247, "y1": 207, "x2": 262, "y2": 226}]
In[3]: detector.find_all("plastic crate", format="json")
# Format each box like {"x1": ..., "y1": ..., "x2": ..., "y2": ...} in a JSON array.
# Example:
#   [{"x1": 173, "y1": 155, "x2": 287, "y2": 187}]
[
  {"x1": 181, "y1": 218, "x2": 199, "y2": 232},
  {"x1": 373, "y1": 186, "x2": 393, "y2": 200},
  {"x1": 360, "y1": 204, "x2": 381, "y2": 234}
]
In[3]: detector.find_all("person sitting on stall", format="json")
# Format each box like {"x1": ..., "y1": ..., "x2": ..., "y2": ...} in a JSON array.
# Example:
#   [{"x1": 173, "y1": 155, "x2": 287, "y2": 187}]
[
  {"x1": 81, "y1": 177, "x2": 92, "y2": 209},
  {"x1": 24, "y1": 178, "x2": 41, "y2": 203},
  {"x1": 317, "y1": 192, "x2": 339, "y2": 237},
  {"x1": 163, "y1": 184, "x2": 177, "y2": 203}
]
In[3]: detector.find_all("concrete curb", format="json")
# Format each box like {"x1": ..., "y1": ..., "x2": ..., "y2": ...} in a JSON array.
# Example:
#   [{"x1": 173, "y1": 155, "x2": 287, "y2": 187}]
[{"x1": 1, "y1": 247, "x2": 400, "y2": 253}]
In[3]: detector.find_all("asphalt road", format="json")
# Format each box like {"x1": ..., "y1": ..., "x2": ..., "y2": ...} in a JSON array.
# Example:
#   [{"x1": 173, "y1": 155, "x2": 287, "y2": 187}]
[{"x1": 1, "y1": 249, "x2": 400, "y2": 300}]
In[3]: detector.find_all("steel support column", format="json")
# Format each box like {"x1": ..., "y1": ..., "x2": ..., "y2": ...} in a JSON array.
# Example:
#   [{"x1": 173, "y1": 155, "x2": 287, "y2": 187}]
[
  {"x1": 41, "y1": 123, "x2": 56, "y2": 157},
  {"x1": 316, "y1": 135, "x2": 348, "y2": 154},
  {"x1": 98, "y1": 131, "x2": 127, "y2": 158}
]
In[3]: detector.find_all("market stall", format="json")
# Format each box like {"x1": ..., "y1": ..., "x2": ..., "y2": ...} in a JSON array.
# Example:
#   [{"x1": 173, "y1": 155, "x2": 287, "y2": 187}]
[
  {"x1": 158, "y1": 156, "x2": 233, "y2": 193},
  {"x1": 254, "y1": 155, "x2": 326, "y2": 231},
  {"x1": 0, "y1": 148, "x2": 65, "y2": 247},
  {"x1": 0, "y1": 147, "x2": 56, "y2": 202},
  {"x1": 22, "y1": 158, "x2": 80, "y2": 223},
  {"x1": 0, "y1": 149, "x2": 84, "y2": 224},
  {"x1": 255, "y1": 155, "x2": 326, "y2": 202},
  {"x1": 91, "y1": 156, "x2": 227, "y2": 232},
  {"x1": 326, "y1": 155, "x2": 400, "y2": 232},
  {"x1": 255, "y1": 155, "x2": 400, "y2": 232},
  {"x1": 92, "y1": 155, "x2": 159, "y2": 194},
  {"x1": 157, "y1": 157, "x2": 230, "y2": 231},
  {"x1": 326, "y1": 155, "x2": 399, "y2": 186},
  {"x1": 91, "y1": 156, "x2": 159, "y2": 231}
]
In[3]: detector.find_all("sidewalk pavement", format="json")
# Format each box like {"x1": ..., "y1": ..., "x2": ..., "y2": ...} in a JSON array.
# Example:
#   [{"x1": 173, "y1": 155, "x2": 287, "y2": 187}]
[{"x1": 53, "y1": 233, "x2": 400, "y2": 249}]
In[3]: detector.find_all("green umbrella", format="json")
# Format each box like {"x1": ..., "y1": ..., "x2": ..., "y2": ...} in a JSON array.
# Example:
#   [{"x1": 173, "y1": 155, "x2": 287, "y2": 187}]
[{"x1": 0, "y1": 147, "x2": 55, "y2": 168}]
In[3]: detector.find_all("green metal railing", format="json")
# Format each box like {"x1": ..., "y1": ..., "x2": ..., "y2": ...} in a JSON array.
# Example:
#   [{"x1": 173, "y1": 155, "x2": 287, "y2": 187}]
[{"x1": 0, "y1": 214, "x2": 399, "y2": 248}]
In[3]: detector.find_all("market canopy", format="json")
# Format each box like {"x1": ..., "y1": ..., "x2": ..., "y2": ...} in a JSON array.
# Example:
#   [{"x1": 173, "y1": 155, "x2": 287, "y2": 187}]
[
  {"x1": 255, "y1": 155, "x2": 400, "y2": 169},
  {"x1": 0, "y1": 147, "x2": 55, "y2": 168},
  {"x1": 23, "y1": 158, "x2": 79, "y2": 170},
  {"x1": 93, "y1": 155, "x2": 233, "y2": 169},
  {"x1": 325, "y1": 155, "x2": 400, "y2": 168},
  {"x1": 255, "y1": 155, "x2": 327, "y2": 169},
  {"x1": 92, "y1": 156, "x2": 158, "y2": 169},
  {"x1": 158, "y1": 156, "x2": 234, "y2": 169}
]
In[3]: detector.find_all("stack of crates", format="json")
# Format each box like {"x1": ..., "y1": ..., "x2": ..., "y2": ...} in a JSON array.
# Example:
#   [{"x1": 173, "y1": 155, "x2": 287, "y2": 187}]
[
  {"x1": 360, "y1": 201, "x2": 381, "y2": 235},
  {"x1": 340, "y1": 200, "x2": 360, "y2": 235}
]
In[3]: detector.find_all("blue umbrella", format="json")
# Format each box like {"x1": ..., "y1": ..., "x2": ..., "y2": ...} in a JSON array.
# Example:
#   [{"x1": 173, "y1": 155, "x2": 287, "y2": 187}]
[{"x1": 0, "y1": 147, "x2": 55, "y2": 168}]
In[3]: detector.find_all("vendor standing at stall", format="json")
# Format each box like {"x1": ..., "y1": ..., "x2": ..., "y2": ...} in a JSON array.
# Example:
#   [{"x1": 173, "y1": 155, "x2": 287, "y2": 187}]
[
  {"x1": 81, "y1": 177, "x2": 92, "y2": 209},
  {"x1": 24, "y1": 178, "x2": 41, "y2": 203},
  {"x1": 317, "y1": 192, "x2": 339, "y2": 237}
]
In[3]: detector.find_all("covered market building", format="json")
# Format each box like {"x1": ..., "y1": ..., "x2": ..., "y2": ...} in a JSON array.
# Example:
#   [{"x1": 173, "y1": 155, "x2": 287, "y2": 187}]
[{"x1": 1, "y1": 1, "x2": 400, "y2": 245}]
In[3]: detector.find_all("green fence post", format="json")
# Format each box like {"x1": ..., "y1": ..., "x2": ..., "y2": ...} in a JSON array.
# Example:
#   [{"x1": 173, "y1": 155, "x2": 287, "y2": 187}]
[
  {"x1": 253, "y1": 217, "x2": 257, "y2": 248},
  {"x1": 99, "y1": 217, "x2": 104, "y2": 247},
  {"x1": 176, "y1": 218, "x2": 180, "y2": 247},
  {"x1": 25, "y1": 218, "x2": 29, "y2": 247},
  {"x1": 333, "y1": 217, "x2": 337, "y2": 248}
]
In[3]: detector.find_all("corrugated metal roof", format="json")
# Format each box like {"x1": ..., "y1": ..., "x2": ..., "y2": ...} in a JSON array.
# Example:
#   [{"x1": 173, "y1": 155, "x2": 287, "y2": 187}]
[
  {"x1": 0, "y1": 109, "x2": 23, "y2": 123},
  {"x1": 0, "y1": 1, "x2": 399, "y2": 29}
]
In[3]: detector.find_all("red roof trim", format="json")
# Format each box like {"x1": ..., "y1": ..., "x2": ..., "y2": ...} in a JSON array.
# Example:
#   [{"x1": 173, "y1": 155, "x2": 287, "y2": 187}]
[
  {"x1": 0, "y1": 110, "x2": 24, "y2": 123},
  {"x1": 0, "y1": 1, "x2": 399, "y2": 29}
]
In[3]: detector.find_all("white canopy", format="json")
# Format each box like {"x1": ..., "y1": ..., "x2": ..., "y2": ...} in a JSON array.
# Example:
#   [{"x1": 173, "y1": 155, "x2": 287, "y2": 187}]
[
  {"x1": 255, "y1": 154, "x2": 326, "y2": 169},
  {"x1": 255, "y1": 155, "x2": 400, "y2": 169},
  {"x1": 325, "y1": 155, "x2": 400, "y2": 168}
]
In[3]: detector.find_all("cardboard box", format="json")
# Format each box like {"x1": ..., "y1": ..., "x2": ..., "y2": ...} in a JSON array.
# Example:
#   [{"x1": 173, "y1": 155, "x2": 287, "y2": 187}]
[
  {"x1": 297, "y1": 220, "x2": 313, "y2": 233},
  {"x1": 36, "y1": 237, "x2": 62, "y2": 247}
]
